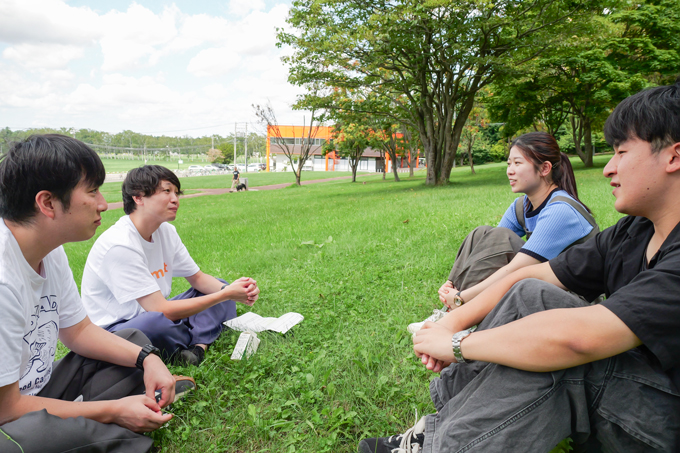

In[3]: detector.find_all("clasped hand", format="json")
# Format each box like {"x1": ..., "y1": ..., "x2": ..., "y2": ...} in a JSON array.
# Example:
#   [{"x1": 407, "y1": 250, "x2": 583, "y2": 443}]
[
  {"x1": 413, "y1": 321, "x2": 456, "y2": 373},
  {"x1": 226, "y1": 277, "x2": 259, "y2": 305}
]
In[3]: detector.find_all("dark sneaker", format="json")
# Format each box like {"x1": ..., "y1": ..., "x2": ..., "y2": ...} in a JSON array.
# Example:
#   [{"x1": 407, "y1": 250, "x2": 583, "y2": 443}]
[
  {"x1": 172, "y1": 375, "x2": 196, "y2": 403},
  {"x1": 358, "y1": 417, "x2": 426, "y2": 453},
  {"x1": 154, "y1": 375, "x2": 196, "y2": 404},
  {"x1": 176, "y1": 345, "x2": 205, "y2": 366}
]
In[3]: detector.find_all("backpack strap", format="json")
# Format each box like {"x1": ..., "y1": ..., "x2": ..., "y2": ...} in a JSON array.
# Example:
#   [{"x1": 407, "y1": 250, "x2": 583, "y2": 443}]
[
  {"x1": 514, "y1": 196, "x2": 531, "y2": 239},
  {"x1": 548, "y1": 196, "x2": 600, "y2": 247}
]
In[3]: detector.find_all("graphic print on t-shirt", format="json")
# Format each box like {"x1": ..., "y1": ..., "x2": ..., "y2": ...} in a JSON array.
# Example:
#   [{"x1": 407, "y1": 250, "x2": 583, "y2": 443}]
[
  {"x1": 151, "y1": 263, "x2": 169, "y2": 279},
  {"x1": 21, "y1": 295, "x2": 59, "y2": 384}
]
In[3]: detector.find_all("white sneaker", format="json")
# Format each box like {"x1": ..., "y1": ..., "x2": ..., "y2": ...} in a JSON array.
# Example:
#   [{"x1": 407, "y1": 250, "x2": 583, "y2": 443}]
[{"x1": 407, "y1": 307, "x2": 449, "y2": 334}]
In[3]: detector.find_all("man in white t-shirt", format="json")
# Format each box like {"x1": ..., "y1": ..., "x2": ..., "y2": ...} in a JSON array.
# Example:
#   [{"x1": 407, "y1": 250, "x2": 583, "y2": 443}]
[
  {"x1": 0, "y1": 135, "x2": 180, "y2": 453},
  {"x1": 82, "y1": 165, "x2": 259, "y2": 366}
]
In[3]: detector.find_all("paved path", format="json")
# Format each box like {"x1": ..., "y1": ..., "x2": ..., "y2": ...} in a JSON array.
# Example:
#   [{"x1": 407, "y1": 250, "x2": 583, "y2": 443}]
[{"x1": 105, "y1": 174, "x2": 374, "y2": 210}]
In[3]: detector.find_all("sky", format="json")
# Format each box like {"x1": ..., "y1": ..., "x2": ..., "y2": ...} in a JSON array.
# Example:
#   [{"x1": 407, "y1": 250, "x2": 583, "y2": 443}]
[{"x1": 0, "y1": 0, "x2": 307, "y2": 137}]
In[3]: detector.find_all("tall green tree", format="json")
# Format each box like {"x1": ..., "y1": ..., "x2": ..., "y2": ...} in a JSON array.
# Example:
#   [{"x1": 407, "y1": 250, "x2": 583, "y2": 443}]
[
  {"x1": 280, "y1": 0, "x2": 600, "y2": 185},
  {"x1": 488, "y1": 0, "x2": 680, "y2": 166}
]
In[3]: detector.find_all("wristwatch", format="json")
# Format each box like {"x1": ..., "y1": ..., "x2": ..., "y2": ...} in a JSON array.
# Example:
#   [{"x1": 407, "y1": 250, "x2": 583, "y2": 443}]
[
  {"x1": 453, "y1": 291, "x2": 466, "y2": 307},
  {"x1": 451, "y1": 329, "x2": 473, "y2": 363},
  {"x1": 136, "y1": 344, "x2": 161, "y2": 369}
]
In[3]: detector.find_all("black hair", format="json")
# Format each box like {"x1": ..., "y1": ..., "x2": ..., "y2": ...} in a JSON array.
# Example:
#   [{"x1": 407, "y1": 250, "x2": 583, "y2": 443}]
[
  {"x1": 0, "y1": 134, "x2": 106, "y2": 224},
  {"x1": 122, "y1": 165, "x2": 183, "y2": 215},
  {"x1": 604, "y1": 75, "x2": 680, "y2": 153},
  {"x1": 511, "y1": 131, "x2": 591, "y2": 213}
]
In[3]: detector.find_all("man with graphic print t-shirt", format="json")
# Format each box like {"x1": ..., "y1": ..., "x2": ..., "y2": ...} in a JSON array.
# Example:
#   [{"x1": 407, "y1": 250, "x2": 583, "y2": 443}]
[
  {"x1": 82, "y1": 165, "x2": 259, "y2": 366},
  {"x1": 0, "y1": 135, "x2": 177, "y2": 453}
]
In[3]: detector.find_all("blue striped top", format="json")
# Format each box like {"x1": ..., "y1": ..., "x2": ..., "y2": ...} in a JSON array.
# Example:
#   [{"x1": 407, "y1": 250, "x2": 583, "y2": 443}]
[{"x1": 498, "y1": 189, "x2": 594, "y2": 262}]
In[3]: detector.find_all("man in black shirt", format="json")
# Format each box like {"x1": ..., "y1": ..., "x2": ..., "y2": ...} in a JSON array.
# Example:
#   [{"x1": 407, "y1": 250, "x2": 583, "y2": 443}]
[
  {"x1": 360, "y1": 78, "x2": 680, "y2": 452},
  {"x1": 231, "y1": 167, "x2": 240, "y2": 190}
]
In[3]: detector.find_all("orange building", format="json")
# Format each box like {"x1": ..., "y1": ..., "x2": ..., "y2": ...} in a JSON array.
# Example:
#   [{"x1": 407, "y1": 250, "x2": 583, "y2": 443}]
[{"x1": 266, "y1": 125, "x2": 419, "y2": 172}]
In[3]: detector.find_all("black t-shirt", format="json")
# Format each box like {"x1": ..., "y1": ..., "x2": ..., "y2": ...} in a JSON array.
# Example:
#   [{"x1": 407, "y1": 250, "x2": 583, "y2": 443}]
[
  {"x1": 550, "y1": 216, "x2": 680, "y2": 390},
  {"x1": 233, "y1": 170, "x2": 240, "y2": 180}
]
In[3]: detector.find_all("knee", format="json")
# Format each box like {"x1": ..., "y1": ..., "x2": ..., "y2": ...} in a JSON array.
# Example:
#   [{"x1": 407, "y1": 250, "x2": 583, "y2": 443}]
[
  {"x1": 470, "y1": 225, "x2": 494, "y2": 236},
  {"x1": 113, "y1": 328, "x2": 151, "y2": 347}
]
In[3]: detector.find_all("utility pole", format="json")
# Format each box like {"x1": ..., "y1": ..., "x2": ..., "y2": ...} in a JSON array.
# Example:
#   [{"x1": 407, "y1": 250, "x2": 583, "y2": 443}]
[
  {"x1": 234, "y1": 123, "x2": 237, "y2": 167},
  {"x1": 244, "y1": 123, "x2": 248, "y2": 172}
]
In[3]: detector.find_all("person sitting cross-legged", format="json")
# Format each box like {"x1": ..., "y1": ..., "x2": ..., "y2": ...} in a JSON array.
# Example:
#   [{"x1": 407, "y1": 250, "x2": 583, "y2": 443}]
[
  {"x1": 408, "y1": 131, "x2": 599, "y2": 334},
  {"x1": 0, "y1": 135, "x2": 190, "y2": 453},
  {"x1": 360, "y1": 78, "x2": 680, "y2": 452},
  {"x1": 81, "y1": 165, "x2": 259, "y2": 366}
]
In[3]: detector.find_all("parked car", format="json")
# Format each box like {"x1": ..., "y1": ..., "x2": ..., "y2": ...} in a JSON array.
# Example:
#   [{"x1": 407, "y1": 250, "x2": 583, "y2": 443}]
[
  {"x1": 235, "y1": 164, "x2": 246, "y2": 172},
  {"x1": 187, "y1": 165, "x2": 203, "y2": 172},
  {"x1": 247, "y1": 163, "x2": 262, "y2": 172},
  {"x1": 210, "y1": 163, "x2": 227, "y2": 169}
]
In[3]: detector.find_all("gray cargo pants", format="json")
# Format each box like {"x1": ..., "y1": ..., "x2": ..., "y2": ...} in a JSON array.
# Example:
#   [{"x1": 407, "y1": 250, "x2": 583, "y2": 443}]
[
  {"x1": 423, "y1": 279, "x2": 680, "y2": 452},
  {"x1": 447, "y1": 226, "x2": 525, "y2": 289},
  {"x1": 0, "y1": 329, "x2": 155, "y2": 453}
]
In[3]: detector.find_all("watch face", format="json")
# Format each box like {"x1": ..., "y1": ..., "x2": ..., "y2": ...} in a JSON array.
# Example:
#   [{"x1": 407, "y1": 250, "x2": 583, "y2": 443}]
[{"x1": 454, "y1": 296, "x2": 463, "y2": 307}]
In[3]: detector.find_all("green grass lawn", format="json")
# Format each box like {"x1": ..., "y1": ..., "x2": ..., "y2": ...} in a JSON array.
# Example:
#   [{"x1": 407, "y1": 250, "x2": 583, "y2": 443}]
[
  {"x1": 100, "y1": 157, "x2": 214, "y2": 173},
  {"x1": 100, "y1": 171, "x2": 358, "y2": 203},
  {"x1": 63, "y1": 156, "x2": 621, "y2": 452}
]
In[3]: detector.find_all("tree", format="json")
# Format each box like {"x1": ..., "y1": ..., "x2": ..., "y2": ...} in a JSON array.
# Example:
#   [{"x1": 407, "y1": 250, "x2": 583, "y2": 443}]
[
  {"x1": 280, "y1": 0, "x2": 600, "y2": 185},
  {"x1": 253, "y1": 101, "x2": 322, "y2": 186},
  {"x1": 216, "y1": 142, "x2": 235, "y2": 164},
  {"x1": 488, "y1": 0, "x2": 680, "y2": 166}
]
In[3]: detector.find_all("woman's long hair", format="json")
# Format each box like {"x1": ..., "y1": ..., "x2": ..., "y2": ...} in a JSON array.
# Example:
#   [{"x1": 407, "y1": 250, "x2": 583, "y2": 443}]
[{"x1": 511, "y1": 132, "x2": 591, "y2": 213}]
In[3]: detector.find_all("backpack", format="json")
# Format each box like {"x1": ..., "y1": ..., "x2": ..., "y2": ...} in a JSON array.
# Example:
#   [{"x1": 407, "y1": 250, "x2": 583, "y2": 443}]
[{"x1": 514, "y1": 195, "x2": 599, "y2": 247}]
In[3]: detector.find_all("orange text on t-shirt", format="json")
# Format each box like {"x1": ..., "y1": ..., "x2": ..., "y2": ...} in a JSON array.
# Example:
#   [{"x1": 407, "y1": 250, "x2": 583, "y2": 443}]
[{"x1": 151, "y1": 263, "x2": 169, "y2": 279}]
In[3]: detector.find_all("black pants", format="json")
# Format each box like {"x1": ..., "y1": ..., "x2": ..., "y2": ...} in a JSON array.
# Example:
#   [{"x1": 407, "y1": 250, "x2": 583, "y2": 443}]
[{"x1": 0, "y1": 329, "x2": 154, "y2": 453}]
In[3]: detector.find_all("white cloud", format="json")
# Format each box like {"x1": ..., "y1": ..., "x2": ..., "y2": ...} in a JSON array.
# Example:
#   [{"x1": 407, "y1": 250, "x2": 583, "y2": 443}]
[
  {"x1": 0, "y1": 0, "x2": 305, "y2": 135},
  {"x1": 228, "y1": 0, "x2": 265, "y2": 17},
  {"x1": 0, "y1": 0, "x2": 100, "y2": 45},
  {"x1": 3, "y1": 43, "x2": 84, "y2": 69},
  {"x1": 98, "y1": 4, "x2": 180, "y2": 71},
  {"x1": 187, "y1": 47, "x2": 242, "y2": 77}
]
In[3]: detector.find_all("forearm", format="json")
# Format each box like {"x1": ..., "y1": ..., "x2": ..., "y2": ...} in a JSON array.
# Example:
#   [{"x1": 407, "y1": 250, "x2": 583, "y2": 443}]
[
  {"x1": 2, "y1": 394, "x2": 118, "y2": 426},
  {"x1": 458, "y1": 266, "x2": 515, "y2": 302},
  {"x1": 61, "y1": 319, "x2": 141, "y2": 367},
  {"x1": 155, "y1": 291, "x2": 227, "y2": 321},
  {"x1": 461, "y1": 305, "x2": 641, "y2": 371},
  {"x1": 440, "y1": 262, "x2": 562, "y2": 332},
  {"x1": 459, "y1": 253, "x2": 541, "y2": 302},
  {"x1": 187, "y1": 271, "x2": 224, "y2": 295}
]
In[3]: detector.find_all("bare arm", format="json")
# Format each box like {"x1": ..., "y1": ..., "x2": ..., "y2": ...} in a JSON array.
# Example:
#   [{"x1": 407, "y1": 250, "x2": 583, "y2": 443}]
[
  {"x1": 0, "y1": 317, "x2": 175, "y2": 431},
  {"x1": 438, "y1": 262, "x2": 564, "y2": 333},
  {"x1": 60, "y1": 317, "x2": 175, "y2": 408},
  {"x1": 414, "y1": 304, "x2": 640, "y2": 372},
  {"x1": 439, "y1": 253, "x2": 540, "y2": 307},
  {"x1": 138, "y1": 272, "x2": 259, "y2": 321},
  {"x1": 0, "y1": 382, "x2": 172, "y2": 432}
]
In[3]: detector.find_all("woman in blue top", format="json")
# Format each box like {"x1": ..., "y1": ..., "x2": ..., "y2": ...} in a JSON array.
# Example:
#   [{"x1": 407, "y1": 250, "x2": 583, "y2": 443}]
[{"x1": 408, "y1": 132, "x2": 598, "y2": 333}]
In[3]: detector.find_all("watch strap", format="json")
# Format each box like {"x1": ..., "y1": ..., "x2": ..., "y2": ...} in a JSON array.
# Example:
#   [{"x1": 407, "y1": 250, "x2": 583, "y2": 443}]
[
  {"x1": 136, "y1": 344, "x2": 161, "y2": 369},
  {"x1": 451, "y1": 329, "x2": 473, "y2": 363}
]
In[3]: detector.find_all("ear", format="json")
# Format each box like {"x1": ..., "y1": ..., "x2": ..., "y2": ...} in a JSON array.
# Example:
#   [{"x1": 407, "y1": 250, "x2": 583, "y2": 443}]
[
  {"x1": 132, "y1": 195, "x2": 144, "y2": 207},
  {"x1": 665, "y1": 142, "x2": 680, "y2": 174},
  {"x1": 540, "y1": 161, "x2": 553, "y2": 178},
  {"x1": 35, "y1": 191, "x2": 60, "y2": 220}
]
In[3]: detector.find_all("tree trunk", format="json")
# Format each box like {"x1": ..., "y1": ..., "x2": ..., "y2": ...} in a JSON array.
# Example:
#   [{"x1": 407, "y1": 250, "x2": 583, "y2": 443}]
[
  {"x1": 350, "y1": 148, "x2": 360, "y2": 182},
  {"x1": 570, "y1": 115, "x2": 586, "y2": 165},
  {"x1": 390, "y1": 153, "x2": 401, "y2": 182},
  {"x1": 468, "y1": 136, "x2": 476, "y2": 175},
  {"x1": 582, "y1": 118, "x2": 594, "y2": 168}
]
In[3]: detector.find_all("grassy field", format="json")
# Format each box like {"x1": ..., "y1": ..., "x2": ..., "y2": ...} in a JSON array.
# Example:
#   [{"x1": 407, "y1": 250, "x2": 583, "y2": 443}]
[
  {"x1": 99, "y1": 171, "x2": 357, "y2": 203},
  {"x1": 63, "y1": 156, "x2": 622, "y2": 452},
  {"x1": 99, "y1": 157, "x2": 214, "y2": 173}
]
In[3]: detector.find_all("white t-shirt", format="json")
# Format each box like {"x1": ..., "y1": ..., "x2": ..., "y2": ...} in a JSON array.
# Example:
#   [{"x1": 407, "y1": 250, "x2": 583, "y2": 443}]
[
  {"x1": 0, "y1": 219, "x2": 87, "y2": 396},
  {"x1": 81, "y1": 216, "x2": 200, "y2": 327}
]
